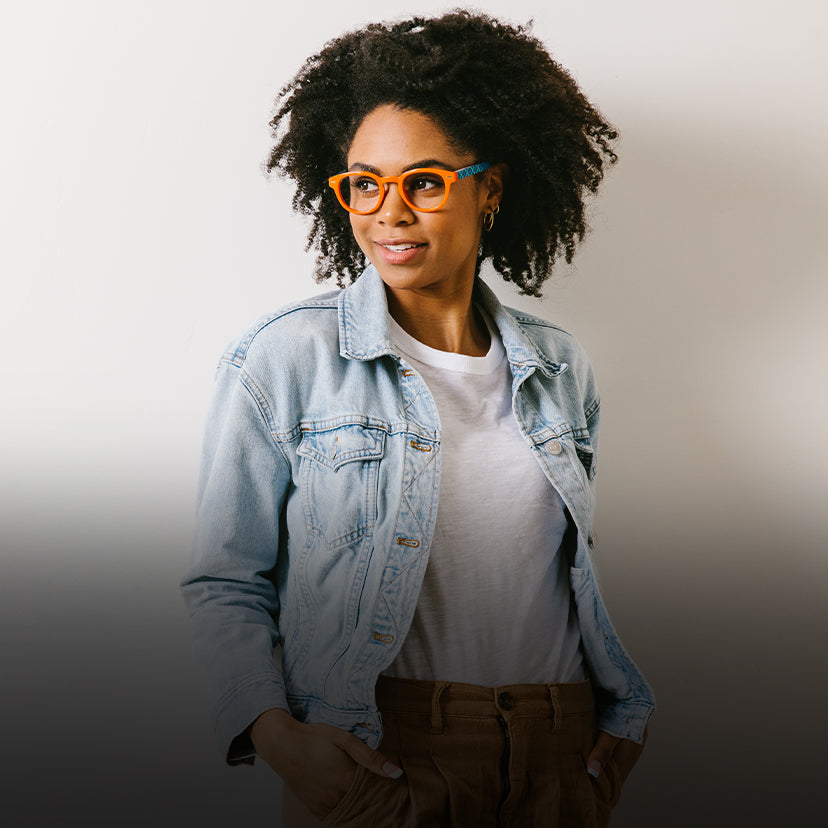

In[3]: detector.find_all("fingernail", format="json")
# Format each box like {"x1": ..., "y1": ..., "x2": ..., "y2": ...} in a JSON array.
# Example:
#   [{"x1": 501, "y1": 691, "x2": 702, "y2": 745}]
[
  {"x1": 587, "y1": 761, "x2": 602, "y2": 778},
  {"x1": 382, "y1": 761, "x2": 404, "y2": 779}
]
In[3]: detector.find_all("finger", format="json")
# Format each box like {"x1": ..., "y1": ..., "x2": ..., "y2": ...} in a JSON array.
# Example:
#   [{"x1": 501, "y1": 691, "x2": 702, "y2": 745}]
[
  {"x1": 333, "y1": 730, "x2": 404, "y2": 779},
  {"x1": 586, "y1": 730, "x2": 620, "y2": 778}
]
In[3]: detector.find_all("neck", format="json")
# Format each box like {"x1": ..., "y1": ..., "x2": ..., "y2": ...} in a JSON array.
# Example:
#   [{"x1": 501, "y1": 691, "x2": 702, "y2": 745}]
[{"x1": 385, "y1": 282, "x2": 489, "y2": 356}]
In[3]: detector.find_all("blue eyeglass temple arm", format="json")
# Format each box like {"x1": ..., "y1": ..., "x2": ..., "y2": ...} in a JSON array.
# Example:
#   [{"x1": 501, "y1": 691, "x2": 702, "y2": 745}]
[{"x1": 455, "y1": 162, "x2": 490, "y2": 179}]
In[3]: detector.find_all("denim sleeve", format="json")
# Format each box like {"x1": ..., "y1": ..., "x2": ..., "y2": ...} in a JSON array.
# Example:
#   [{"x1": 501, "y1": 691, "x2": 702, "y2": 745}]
[{"x1": 181, "y1": 357, "x2": 291, "y2": 764}]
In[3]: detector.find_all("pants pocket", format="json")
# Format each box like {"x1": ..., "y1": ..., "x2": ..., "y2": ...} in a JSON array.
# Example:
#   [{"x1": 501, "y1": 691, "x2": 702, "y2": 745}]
[
  {"x1": 588, "y1": 726, "x2": 647, "y2": 815},
  {"x1": 610, "y1": 726, "x2": 647, "y2": 789},
  {"x1": 321, "y1": 765, "x2": 369, "y2": 827},
  {"x1": 590, "y1": 756, "x2": 622, "y2": 811}
]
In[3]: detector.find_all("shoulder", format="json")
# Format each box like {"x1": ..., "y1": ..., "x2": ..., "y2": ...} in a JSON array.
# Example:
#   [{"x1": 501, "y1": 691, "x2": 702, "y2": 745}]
[
  {"x1": 503, "y1": 305, "x2": 595, "y2": 379},
  {"x1": 475, "y1": 277, "x2": 594, "y2": 382},
  {"x1": 505, "y1": 305, "x2": 584, "y2": 348},
  {"x1": 219, "y1": 289, "x2": 342, "y2": 369}
]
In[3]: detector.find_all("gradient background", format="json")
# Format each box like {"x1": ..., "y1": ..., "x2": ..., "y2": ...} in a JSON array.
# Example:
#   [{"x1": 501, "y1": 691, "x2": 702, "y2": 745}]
[{"x1": 2, "y1": 1, "x2": 826, "y2": 825}]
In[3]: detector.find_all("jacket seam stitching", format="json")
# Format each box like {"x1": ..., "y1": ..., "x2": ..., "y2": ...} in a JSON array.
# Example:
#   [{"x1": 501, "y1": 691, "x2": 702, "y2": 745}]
[
  {"x1": 512, "y1": 317, "x2": 573, "y2": 337},
  {"x1": 236, "y1": 368, "x2": 292, "y2": 468},
  {"x1": 216, "y1": 672, "x2": 284, "y2": 711},
  {"x1": 225, "y1": 301, "x2": 340, "y2": 365},
  {"x1": 585, "y1": 396, "x2": 600, "y2": 421}
]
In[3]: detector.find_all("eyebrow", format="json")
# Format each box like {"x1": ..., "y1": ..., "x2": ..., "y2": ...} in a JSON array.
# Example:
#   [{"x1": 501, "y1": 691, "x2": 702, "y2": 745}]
[{"x1": 347, "y1": 159, "x2": 456, "y2": 174}]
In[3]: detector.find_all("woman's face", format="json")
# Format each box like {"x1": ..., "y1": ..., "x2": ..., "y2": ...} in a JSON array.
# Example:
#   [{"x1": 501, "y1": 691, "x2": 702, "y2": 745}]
[{"x1": 345, "y1": 104, "x2": 502, "y2": 303}]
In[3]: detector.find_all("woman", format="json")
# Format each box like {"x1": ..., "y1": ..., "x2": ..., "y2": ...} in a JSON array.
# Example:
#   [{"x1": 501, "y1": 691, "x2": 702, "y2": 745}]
[{"x1": 181, "y1": 11, "x2": 655, "y2": 827}]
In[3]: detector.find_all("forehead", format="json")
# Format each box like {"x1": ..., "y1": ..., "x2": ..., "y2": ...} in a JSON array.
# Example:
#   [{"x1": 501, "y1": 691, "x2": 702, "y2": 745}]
[{"x1": 347, "y1": 105, "x2": 465, "y2": 167}]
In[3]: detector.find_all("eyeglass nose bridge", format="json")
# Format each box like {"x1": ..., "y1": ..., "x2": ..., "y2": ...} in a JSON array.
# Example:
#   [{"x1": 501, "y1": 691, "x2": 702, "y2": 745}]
[{"x1": 374, "y1": 173, "x2": 417, "y2": 215}]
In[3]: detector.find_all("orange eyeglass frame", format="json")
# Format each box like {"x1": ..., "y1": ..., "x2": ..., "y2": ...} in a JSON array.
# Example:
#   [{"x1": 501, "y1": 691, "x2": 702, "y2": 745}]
[{"x1": 328, "y1": 162, "x2": 490, "y2": 215}]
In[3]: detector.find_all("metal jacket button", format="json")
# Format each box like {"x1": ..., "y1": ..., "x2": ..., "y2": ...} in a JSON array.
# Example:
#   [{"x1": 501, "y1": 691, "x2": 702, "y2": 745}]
[{"x1": 544, "y1": 440, "x2": 562, "y2": 455}]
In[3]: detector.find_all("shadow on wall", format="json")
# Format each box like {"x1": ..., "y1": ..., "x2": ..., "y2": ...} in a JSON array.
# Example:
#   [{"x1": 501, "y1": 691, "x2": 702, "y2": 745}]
[{"x1": 539, "y1": 112, "x2": 828, "y2": 545}]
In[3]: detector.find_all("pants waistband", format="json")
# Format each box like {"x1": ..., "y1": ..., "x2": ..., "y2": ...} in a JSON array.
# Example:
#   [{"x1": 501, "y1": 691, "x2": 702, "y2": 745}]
[{"x1": 375, "y1": 675, "x2": 594, "y2": 735}]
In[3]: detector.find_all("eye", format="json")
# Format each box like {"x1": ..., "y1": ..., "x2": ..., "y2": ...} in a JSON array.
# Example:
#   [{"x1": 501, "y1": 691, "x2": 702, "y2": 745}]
[
  {"x1": 353, "y1": 175, "x2": 380, "y2": 194},
  {"x1": 407, "y1": 173, "x2": 444, "y2": 192}
]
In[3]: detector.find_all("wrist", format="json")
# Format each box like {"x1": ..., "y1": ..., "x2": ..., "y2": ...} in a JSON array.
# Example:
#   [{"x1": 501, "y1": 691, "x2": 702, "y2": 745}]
[{"x1": 249, "y1": 708, "x2": 301, "y2": 769}]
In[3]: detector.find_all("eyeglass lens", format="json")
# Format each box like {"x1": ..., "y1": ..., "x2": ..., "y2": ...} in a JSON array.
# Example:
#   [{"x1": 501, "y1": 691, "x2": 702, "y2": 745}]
[{"x1": 337, "y1": 171, "x2": 448, "y2": 212}]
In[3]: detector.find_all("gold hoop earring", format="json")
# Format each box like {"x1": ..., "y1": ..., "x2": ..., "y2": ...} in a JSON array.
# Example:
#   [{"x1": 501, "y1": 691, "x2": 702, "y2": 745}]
[{"x1": 483, "y1": 203, "x2": 500, "y2": 232}]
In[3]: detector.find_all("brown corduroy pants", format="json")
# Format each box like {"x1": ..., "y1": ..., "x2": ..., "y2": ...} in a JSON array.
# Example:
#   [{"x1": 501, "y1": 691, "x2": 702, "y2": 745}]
[{"x1": 282, "y1": 676, "x2": 644, "y2": 828}]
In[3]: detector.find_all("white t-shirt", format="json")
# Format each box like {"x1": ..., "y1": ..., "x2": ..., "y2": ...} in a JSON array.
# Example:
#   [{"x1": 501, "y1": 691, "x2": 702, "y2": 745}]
[{"x1": 383, "y1": 311, "x2": 584, "y2": 686}]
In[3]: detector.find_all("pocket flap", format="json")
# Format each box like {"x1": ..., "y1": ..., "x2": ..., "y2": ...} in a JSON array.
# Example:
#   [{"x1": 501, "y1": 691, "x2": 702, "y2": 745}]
[{"x1": 297, "y1": 425, "x2": 386, "y2": 471}]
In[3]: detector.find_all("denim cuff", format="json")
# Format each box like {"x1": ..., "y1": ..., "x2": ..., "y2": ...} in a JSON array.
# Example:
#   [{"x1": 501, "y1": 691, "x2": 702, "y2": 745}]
[
  {"x1": 595, "y1": 699, "x2": 655, "y2": 744},
  {"x1": 216, "y1": 675, "x2": 290, "y2": 765}
]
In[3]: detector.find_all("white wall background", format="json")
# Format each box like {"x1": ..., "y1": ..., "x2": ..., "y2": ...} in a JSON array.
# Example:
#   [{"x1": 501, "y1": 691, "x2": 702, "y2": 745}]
[{"x1": 1, "y1": 1, "x2": 826, "y2": 825}]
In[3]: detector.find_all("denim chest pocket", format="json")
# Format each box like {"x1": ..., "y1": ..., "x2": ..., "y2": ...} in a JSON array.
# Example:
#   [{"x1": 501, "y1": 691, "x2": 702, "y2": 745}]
[{"x1": 296, "y1": 424, "x2": 386, "y2": 548}]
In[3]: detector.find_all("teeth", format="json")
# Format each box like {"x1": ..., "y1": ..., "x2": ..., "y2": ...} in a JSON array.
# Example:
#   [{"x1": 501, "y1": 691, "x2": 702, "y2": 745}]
[{"x1": 384, "y1": 244, "x2": 419, "y2": 251}]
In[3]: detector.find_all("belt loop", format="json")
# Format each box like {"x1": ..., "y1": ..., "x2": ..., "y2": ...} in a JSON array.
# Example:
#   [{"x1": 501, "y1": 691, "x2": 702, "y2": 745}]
[
  {"x1": 546, "y1": 683, "x2": 563, "y2": 730},
  {"x1": 431, "y1": 681, "x2": 449, "y2": 734}
]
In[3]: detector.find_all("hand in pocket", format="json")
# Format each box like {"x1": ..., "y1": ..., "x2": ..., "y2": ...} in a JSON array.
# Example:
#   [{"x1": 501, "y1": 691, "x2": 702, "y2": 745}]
[{"x1": 250, "y1": 710, "x2": 403, "y2": 820}]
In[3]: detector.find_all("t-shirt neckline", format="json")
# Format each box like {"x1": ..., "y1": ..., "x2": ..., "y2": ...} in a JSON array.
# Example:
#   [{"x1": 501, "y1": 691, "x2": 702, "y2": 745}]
[{"x1": 388, "y1": 308, "x2": 505, "y2": 375}]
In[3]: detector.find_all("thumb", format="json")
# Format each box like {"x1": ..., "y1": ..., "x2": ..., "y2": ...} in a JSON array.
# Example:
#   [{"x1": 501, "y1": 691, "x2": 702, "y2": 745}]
[
  {"x1": 586, "y1": 730, "x2": 620, "y2": 779},
  {"x1": 334, "y1": 730, "x2": 404, "y2": 780}
]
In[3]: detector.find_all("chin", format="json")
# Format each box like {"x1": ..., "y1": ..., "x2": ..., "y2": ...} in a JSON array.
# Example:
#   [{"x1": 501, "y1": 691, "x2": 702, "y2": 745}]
[{"x1": 370, "y1": 260, "x2": 425, "y2": 288}]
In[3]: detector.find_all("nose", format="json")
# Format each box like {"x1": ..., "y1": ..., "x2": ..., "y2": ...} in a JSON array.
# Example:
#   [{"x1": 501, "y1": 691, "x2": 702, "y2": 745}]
[{"x1": 377, "y1": 181, "x2": 415, "y2": 225}]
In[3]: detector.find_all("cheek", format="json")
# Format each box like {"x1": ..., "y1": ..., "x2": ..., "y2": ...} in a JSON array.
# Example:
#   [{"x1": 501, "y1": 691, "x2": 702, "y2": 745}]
[
  {"x1": 349, "y1": 217, "x2": 370, "y2": 252},
  {"x1": 449, "y1": 208, "x2": 484, "y2": 247},
  {"x1": 451, "y1": 192, "x2": 485, "y2": 236}
]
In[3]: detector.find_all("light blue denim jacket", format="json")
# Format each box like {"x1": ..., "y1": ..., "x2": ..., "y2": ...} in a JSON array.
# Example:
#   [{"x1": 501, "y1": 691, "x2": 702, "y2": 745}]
[{"x1": 181, "y1": 265, "x2": 655, "y2": 763}]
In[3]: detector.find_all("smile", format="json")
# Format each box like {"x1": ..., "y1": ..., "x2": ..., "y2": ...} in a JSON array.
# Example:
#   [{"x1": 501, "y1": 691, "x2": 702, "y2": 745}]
[
  {"x1": 378, "y1": 242, "x2": 425, "y2": 251},
  {"x1": 374, "y1": 240, "x2": 427, "y2": 265}
]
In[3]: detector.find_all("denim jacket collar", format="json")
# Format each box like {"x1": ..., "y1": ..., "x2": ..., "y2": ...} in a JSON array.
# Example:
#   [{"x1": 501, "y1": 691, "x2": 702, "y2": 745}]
[{"x1": 338, "y1": 265, "x2": 568, "y2": 379}]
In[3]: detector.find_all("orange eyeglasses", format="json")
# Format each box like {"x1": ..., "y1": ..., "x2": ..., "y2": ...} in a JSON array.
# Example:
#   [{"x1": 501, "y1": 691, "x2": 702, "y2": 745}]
[{"x1": 328, "y1": 162, "x2": 490, "y2": 215}]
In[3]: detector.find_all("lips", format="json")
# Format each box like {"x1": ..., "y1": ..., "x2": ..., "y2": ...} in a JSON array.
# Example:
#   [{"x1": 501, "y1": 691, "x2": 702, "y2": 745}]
[{"x1": 374, "y1": 239, "x2": 427, "y2": 265}]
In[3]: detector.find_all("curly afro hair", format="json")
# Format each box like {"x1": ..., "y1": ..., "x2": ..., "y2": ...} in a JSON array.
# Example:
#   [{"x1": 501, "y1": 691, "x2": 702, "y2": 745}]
[{"x1": 265, "y1": 10, "x2": 617, "y2": 296}]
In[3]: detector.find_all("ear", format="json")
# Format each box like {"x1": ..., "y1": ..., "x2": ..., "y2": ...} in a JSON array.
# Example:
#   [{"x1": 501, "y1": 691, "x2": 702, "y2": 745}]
[{"x1": 482, "y1": 162, "x2": 508, "y2": 211}]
